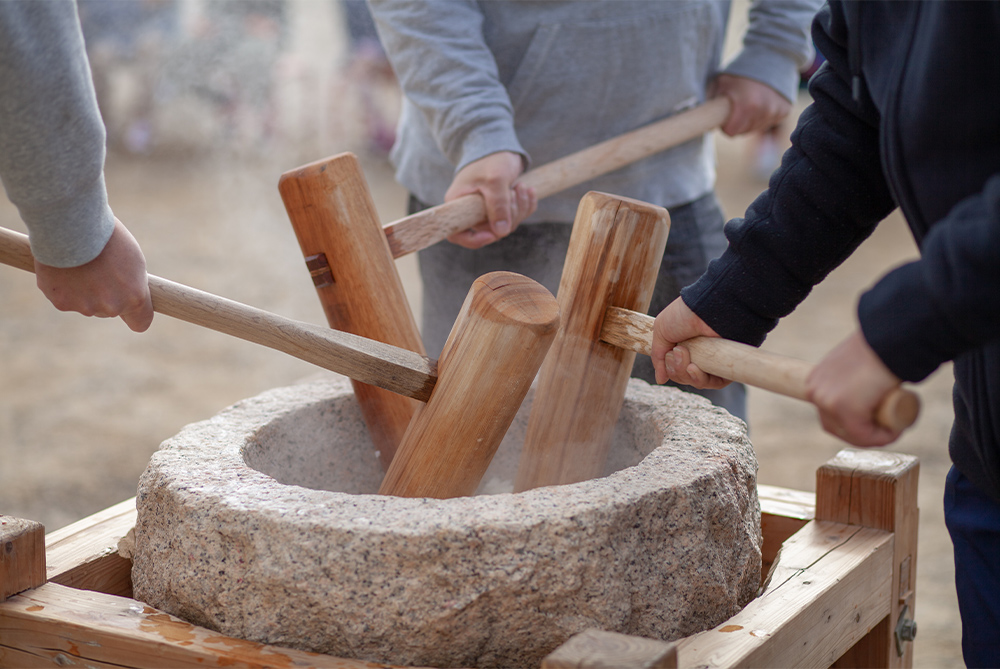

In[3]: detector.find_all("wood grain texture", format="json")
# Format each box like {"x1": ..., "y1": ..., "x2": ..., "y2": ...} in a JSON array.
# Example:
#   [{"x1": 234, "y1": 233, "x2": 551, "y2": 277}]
[
  {"x1": 600, "y1": 307, "x2": 921, "y2": 433},
  {"x1": 542, "y1": 628, "x2": 677, "y2": 669},
  {"x1": 817, "y1": 449, "x2": 919, "y2": 668},
  {"x1": 514, "y1": 192, "x2": 669, "y2": 491},
  {"x1": 0, "y1": 582, "x2": 407, "y2": 668},
  {"x1": 1, "y1": 516, "x2": 45, "y2": 601},
  {"x1": 279, "y1": 153, "x2": 425, "y2": 469},
  {"x1": 0, "y1": 226, "x2": 437, "y2": 404},
  {"x1": 383, "y1": 98, "x2": 729, "y2": 259},
  {"x1": 45, "y1": 498, "x2": 137, "y2": 598},
  {"x1": 379, "y1": 272, "x2": 559, "y2": 498},
  {"x1": 675, "y1": 520, "x2": 893, "y2": 668}
]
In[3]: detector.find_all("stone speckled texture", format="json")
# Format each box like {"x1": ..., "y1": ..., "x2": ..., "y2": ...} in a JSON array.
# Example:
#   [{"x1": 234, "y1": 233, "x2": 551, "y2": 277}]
[{"x1": 132, "y1": 376, "x2": 760, "y2": 668}]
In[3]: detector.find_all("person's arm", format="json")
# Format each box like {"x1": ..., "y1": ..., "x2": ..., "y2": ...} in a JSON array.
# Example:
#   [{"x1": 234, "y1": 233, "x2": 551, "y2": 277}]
[
  {"x1": 368, "y1": 0, "x2": 535, "y2": 247},
  {"x1": 713, "y1": 0, "x2": 822, "y2": 136},
  {"x1": 0, "y1": 1, "x2": 152, "y2": 331},
  {"x1": 654, "y1": 3, "x2": 902, "y2": 445}
]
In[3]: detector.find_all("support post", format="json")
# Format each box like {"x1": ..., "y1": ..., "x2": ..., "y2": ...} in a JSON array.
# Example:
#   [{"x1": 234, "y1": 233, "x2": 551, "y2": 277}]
[
  {"x1": 515, "y1": 191, "x2": 669, "y2": 490},
  {"x1": 1, "y1": 516, "x2": 45, "y2": 601},
  {"x1": 279, "y1": 153, "x2": 425, "y2": 470},
  {"x1": 816, "y1": 448, "x2": 919, "y2": 668},
  {"x1": 379, "y1": 272, "x2": 559, "y2": 498}
]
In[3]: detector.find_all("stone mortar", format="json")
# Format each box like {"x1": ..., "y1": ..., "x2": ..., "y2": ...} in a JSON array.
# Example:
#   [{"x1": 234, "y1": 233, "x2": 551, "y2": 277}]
[{"x1": 132, "y1": 376, "x2": 760, "y2": 668}]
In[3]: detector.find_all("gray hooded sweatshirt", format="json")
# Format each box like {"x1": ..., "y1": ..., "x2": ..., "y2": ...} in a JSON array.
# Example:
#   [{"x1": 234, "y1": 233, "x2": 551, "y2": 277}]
[
  {"x1": 0, "y1": 0, "x2": 114, "y2": 267},
  {"x1": 370, "y1": 0, "x2": 820, "y2": 223}
]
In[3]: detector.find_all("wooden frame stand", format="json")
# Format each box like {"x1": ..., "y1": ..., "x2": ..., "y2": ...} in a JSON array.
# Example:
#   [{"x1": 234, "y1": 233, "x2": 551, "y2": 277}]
[{"x1": 1, "y1": 448, "x2": 918, "y2": 668}]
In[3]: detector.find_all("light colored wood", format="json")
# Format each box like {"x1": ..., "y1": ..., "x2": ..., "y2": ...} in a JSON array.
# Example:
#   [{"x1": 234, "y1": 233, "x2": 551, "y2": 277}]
[
  {"x1": 759, "y1": 485, "x2": 816, "y2": 586},
  {"x1": 0, "y1": 582, "x2": 418, "y2": 668},
  {"x1": 1, "y1": 516, "x2": 45, "y2": 601},
  {"x1": 383, "y1": 98, "x2": 730, "y2": 259},
  {"x1": 675, "y1": 520, "x2": 893, "y2": 668},
  {"x1": 542, "y1": 628, "x2": 677, "y2": 669},
  {"x1": 279, "y1": 153, "x2": 425, "y2": 469},
  {"x1": 0, "y1": 225, "x2": 437, "y2": 403},
  {"x1": 514, "y1": 192, "x2": 668, "y2": 491},
  {"x1": 379, "y1": 272, "x2": 560, "y2": 498},
  {"x1": 599, "y1": 306, "x2": 921, "y2": 433},
  {"x1": 45, "y1": 498, "x2": 137, "y2": 598},
  {"x1": 816, "y1": 449, "x2": 919, "y2": 668}
]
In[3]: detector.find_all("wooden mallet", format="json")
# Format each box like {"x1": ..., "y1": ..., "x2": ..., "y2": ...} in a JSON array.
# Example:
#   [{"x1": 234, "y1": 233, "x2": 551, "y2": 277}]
[{"x1": 276, "y1": 98, "x2": 730, "y2": 469}]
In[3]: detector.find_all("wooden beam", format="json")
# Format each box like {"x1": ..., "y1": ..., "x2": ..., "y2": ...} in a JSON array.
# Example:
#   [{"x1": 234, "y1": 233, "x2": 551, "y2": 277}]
[
  {"x1": 542, "y1": 628, "x2": 677, "y2": 668},
  {"x1": 675, "y1": 520, "x2": 893, "y2": 668},
  {"x1": 1, "y1": 516, "x2": 45, "y2": 601},
  {"x1": 759, "y1": 484, "x2": 815, "y2": 586},
  {"x1": 816, "y1": 449, "x2": 919, "y2": 668},
  {"x1": 45, "y1": 498, "x2": 137, "y2": 598},
  {"x1": 0, "y1": 582, "x2": 417, "y2": 668}
]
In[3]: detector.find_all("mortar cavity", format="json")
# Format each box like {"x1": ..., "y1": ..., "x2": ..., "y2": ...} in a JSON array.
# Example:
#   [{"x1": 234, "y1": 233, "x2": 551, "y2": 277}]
[{"x1": 133, "y1": 376, "x2": 761, "y2": 669}]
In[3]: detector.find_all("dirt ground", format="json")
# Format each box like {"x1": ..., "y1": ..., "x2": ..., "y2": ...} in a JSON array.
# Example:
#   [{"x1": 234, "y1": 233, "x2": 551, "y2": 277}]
[{"x1": 0, "y1": 1, "x2": 962, "y2": 666}]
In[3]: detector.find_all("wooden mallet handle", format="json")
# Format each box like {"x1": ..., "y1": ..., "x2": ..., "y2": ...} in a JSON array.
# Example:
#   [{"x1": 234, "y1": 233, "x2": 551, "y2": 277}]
[
  {"x1": 382, "y1": 97, "x2": 732, "y2": 258},
  {"x1": 600, "y1": 307, "x2": 920, "y2": 433},
  {"x1": 0, "y1": 226, "x2": 437, "y2": 401}
]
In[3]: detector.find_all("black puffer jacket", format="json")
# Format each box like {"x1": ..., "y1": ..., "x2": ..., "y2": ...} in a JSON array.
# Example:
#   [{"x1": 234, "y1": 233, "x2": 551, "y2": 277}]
[{"x1": 682, "y1": 1, "x2": 1000, "y2": 499}]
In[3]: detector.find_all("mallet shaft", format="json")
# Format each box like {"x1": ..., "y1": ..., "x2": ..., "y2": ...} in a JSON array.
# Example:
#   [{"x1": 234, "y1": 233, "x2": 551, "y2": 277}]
[
  {"x1": 600, "y1": 306, "x2": 921, "y2": 433},
  {"x1": 382, "y1": 97, "x2": 732, "y2": 259},
  {"x1": 0, "y1": 226, "x2": 437, "y2": 402}
]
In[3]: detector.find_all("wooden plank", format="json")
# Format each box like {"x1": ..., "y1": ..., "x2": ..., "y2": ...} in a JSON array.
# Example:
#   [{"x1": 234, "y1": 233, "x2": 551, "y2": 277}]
[
  {"x1": 542, "y1": 628, "x2": 677, "y2": 669},
  {"x1": 0, "y1": 582, "x2": 422, "y2": 668},
  {"x1": 514, "y1": 192, "x2": 669, "y2": 489},
  {"x1": 45, "y1": 498, "x2": 136, "y2": 597},
  {"x1": 279, "y1": 153, "x2": 426, "y2": 469},
  {"x1": 816, "y1": 449, "x2": 919, "y2": 668},
  {"x1": 759, "y1": 485, "x2": 816, "y2": 583},
  {"x1": 1, "y1": 516, "x2": 45, "y2": 601},
  {"x1": 380, "y1": 272, "x2": 559, "y2": 497},
  {"x1": 675, "y1": 520, "x2": 893, "y2": 668}
]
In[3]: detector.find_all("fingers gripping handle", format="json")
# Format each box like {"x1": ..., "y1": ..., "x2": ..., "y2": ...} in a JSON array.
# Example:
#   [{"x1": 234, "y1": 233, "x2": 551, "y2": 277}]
[{"x1": 599, "y1": 306, "x2": 920, "y2": 433}]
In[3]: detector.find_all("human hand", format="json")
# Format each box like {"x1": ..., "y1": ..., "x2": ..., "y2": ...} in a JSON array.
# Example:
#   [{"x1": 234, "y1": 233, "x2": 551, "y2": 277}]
[
  {"x1": 34, "y1": 218, "x2": 154, "y2": 332},
  {"x1": 806, "y1": 330, "x2": 906, "y2": 447},
  {"x1": 711, "y1": 74, "x2": 792, "y2": 136},
  {"x1": 444, "y1": 151, "x2": 537, "y2": 249},
  {"x1": 651, "y1": 297, "x2": 729, "y2": 388}
]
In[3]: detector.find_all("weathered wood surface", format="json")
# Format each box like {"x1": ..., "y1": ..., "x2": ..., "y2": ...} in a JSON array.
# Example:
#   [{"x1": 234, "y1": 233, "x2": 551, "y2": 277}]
[
  {"x1": 1, "y1": 516, "x2": 45, "y2": 601},
  {"x1": 817, "y1": 449, "x2": 919, "y2": 668},
  {"x1": 0, "y1": 582, "x2": 420, "y2": 668},
  {"x1": 675, "y1": 520, "x2": 893, "y2": 668},
  {"x1": 514, "y1": 192, "x2": 669, "y2": 490},
  {"x1": 383, "y1": 97, "x2": 730, "y2": 258},
  {"x1": 279, "y1": 153, "x2": 425, "y2": 468},
  {"x1": 380, "y1": 272, "x2": 560, "y2": 498},
  {"x1": 0, "y1": 226, "x2": 437, "y2": 404},
  {"x1": 600, "y1": 306, "x2": 921, "y2": 433},
  {"x1": 45, "y1": 498, "x2": 137, "y2": 598}
]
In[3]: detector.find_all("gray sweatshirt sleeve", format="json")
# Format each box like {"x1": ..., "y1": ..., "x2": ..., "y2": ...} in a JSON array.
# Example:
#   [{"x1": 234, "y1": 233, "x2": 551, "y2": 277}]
[
  {"x1": 368, "y1": 0, "x2": 526, "y2": 173},
  {"x1": 722, "y1": 0, "x2": 823, "y2": 103},
  {"x1": 0, "y1": 0, "x2": 115, "y2": 267}
]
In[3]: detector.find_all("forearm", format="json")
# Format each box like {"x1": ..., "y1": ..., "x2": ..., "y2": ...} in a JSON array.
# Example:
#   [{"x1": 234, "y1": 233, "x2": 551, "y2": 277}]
[
  {"x1": 683, "y1": 4, "x2": 895, "y2": 345},
  {"x1": 0, "y1": 0, "x2": 114, "y2": 267}
]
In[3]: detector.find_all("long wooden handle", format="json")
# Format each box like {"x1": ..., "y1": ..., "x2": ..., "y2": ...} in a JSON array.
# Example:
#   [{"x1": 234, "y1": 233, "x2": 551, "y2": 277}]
[
  {"x1": 600, "y1": 307, "x2": 921, "y2": 433},
  {"x1": 382, "y1": 96, "x2": 732, "y2": 258},
  {"x1": 0, "y1": 227, "x2": 437, "y2": 401}
]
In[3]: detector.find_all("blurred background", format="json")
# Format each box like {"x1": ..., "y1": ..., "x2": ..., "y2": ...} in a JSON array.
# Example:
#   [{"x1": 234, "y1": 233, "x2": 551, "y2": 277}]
[{"x1": 0, "y1": 1, "x2": 959, "y2": 665}]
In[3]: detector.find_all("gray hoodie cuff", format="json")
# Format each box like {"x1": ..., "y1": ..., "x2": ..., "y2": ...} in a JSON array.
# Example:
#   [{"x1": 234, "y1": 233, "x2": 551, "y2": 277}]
[
  {"x1": 452, "y1": 122, "x2": 530, "y2": 175},
  {"x1": 21, "y1": 172, "x2": 115, "y2": 268},
  {"x1": 722, "y1": 46, "x2": 806, "y2": 104}
]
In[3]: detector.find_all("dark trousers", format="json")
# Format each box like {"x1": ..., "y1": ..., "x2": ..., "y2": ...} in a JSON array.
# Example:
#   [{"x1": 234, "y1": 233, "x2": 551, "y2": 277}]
[{"x1": 945, "y1": 465, "x2": 1000, "y2": 667}]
